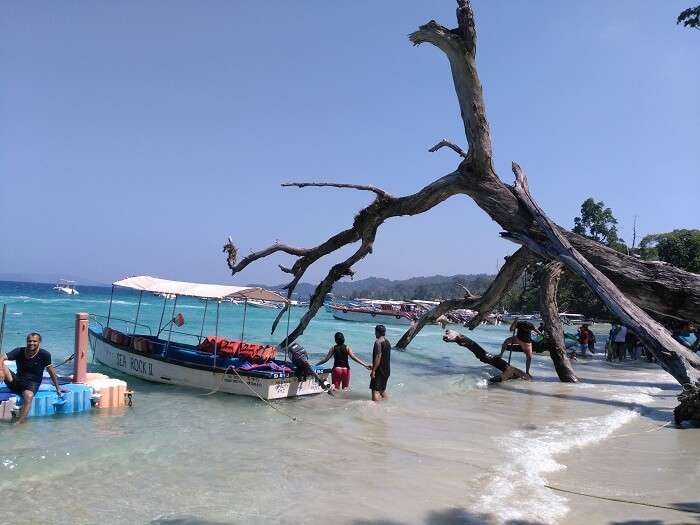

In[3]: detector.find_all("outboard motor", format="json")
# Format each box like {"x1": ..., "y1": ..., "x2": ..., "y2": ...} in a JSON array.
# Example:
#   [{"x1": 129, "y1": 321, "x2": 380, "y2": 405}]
[
  {"x1": 281, "y1": 342, "x2": 331, "y2": 392},
  {"x1": 283, "y1": 341, "x2": 308, "y2": 366}
]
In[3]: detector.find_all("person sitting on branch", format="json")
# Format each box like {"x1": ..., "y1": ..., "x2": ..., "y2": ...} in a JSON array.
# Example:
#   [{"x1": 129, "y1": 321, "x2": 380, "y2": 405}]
[{"x1": 500, "y1": 319, "x2": 539, "y2": 376}]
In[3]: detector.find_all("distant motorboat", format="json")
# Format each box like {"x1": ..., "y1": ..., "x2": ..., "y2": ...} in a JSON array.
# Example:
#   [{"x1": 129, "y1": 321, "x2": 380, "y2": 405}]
[
  {"x1": 329, "y1": 299, "x2": 425, "y2": 326},
  {"x1": 53, "y1": 279, "x2": 79, "y2": 295},
  {"x1": 246, "y1": 299, "x2": 284, "y2": 309},
  {"x1": 153, "y1": 292, "x2": 176, "y2": 300}
]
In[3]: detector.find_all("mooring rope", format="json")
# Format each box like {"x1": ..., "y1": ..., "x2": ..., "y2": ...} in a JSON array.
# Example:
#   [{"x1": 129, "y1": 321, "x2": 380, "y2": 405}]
[
  {"x1": 543, "y1": 484, "x2": 697, "y2": 514},
  {"x1": 200, "y1": 365, "x2": 299, "y2": 421}
]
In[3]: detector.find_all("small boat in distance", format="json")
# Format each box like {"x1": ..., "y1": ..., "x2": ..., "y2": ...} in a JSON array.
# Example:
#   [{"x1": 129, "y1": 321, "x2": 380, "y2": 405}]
[
  {"x1": 247, "y1": 299, "x2": 284, "y2": 309},
  {"x1": 53, "y1": 279, "x2": 79, "y2": 295},
  {"x1": 329, "y1": 299, "x2": 426, "y2": 325}
]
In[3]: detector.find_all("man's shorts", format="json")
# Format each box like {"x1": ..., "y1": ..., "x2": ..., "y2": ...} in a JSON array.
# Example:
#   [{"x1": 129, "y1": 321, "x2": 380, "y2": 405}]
[
  {"x1": 5, "y1": 370, "x2": 41, "y2": 396},
  {"x1": 369, "y1": 374, "x2": 389, "y2": 392}
]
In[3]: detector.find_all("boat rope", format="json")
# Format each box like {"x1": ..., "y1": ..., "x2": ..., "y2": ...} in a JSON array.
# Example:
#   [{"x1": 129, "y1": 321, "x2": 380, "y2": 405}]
[
  {"x1": 53, "y1": 353, "x2": 75, "y2": 368},
  {"x1": 200, "y1": 365, "x2": 298, "y2": 421},
  {"x1": 542, "y1": 484, "x2": 698, "y2": 514}
]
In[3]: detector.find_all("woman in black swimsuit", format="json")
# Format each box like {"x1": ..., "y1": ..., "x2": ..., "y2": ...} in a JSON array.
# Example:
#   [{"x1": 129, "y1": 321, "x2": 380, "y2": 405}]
[{"x1": 316, "y1": 332, "x2": 371, "y2": 390}]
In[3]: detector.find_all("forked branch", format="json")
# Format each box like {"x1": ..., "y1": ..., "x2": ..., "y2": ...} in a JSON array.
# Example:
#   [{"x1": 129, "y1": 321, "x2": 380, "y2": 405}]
[{"x1": 396, "y1": 246, "x2": 534, "y2": 349}]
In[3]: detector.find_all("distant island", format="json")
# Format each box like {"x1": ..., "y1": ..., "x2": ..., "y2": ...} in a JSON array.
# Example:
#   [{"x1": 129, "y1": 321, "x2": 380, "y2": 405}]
[
  {"x1": 258, "y1": 273, "x2": 495, "y2": 301},
  {"x1": 1, "y1": 272, "x2": 496, "y2": 302}
]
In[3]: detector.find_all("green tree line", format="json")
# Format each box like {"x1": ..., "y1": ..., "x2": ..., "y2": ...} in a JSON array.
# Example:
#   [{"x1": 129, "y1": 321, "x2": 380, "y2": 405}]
[{"x1": 500, "y1": 199, "x2": 700, "y2": 318}]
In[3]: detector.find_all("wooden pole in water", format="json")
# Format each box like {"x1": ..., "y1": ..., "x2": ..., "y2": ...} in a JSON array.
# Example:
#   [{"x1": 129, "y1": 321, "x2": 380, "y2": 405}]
[
  {"x1": 73, "y1": 312, "x2": 89, "y2": 384},
  {"x1": 0, "y1": 304, "x2": 7, "y2": 354}
]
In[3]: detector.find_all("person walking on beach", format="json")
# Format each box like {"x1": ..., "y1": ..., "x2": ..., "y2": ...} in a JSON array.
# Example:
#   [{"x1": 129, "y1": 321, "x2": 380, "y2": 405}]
[
  {"x1": 0, "y1": 332, "x2": 66, "y2": 424},
  {"x1": 316, "y1": 332, "x2": 371, "y2": 390},
  {"x1": 370, "y1": 325, "x2": 391, "y2": 401},
  {"x1": 501, "y1": 319, "x2": 539, "y2": 376}
]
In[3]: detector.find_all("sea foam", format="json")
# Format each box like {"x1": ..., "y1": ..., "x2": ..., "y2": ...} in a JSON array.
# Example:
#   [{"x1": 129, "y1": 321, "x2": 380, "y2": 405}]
[{"x1": 476, "y1": 409, "x2": 638, "y2": 524}]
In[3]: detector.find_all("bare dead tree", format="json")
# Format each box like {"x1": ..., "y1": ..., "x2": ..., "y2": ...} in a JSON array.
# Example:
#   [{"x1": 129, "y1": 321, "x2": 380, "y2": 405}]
[{"x1": 224, "y1": 1, "x2": 700, "y2": 387}]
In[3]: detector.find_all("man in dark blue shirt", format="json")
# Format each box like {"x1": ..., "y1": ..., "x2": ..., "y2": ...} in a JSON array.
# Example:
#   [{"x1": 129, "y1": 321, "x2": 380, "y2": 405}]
[{"x1": 1, "y1": 332, "x2": 65, "y2": 424}]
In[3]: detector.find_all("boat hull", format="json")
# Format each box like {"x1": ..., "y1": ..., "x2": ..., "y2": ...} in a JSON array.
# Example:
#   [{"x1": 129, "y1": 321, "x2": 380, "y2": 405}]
[
  {"x1": 89, "y1": 333, "x2": 328, "y2": 400},
  {"x1": 330, "y1": 308, "x2": 414, "y2": 325}
]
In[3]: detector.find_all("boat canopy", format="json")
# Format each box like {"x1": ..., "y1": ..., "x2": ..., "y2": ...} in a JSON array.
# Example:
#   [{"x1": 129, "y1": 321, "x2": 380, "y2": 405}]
[{"x1": 112, "y1": 275, "x2": 287, "y2": 302}]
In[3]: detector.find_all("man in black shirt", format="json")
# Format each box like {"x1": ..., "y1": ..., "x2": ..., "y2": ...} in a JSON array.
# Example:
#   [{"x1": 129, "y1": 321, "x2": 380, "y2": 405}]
[
  {"x1": 370, "y1": 324, "x2": 391, "y2": 401},
  {"x1": 1, "y1": 332, "x2": 65, "y2": 424}
]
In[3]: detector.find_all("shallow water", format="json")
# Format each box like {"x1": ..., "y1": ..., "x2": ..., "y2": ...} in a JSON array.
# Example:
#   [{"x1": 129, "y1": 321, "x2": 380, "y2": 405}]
[{"x1": 1, "y1": 281, "x2": 697, "y2": 525}]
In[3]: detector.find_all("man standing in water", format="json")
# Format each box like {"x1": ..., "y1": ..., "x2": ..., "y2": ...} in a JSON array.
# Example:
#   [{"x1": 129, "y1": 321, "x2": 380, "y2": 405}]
[
  {"x1": 0, "y1": 333, "x2": 65, "y2": 424},
  {"x1": 370, "y1": 324, "x2": 391, "y2": 401}
]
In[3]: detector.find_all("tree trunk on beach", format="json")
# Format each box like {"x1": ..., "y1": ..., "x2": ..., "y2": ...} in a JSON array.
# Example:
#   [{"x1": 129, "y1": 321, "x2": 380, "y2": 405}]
[
  {"x1": 442, "y1": 329, "x2": 529, "y2": 382},
  {"x1": 538, "y1": 261, "x2": 578, "y2": 383},
  {"x1": 223, "y1": 1, "x2": 700, "y2": 389}
]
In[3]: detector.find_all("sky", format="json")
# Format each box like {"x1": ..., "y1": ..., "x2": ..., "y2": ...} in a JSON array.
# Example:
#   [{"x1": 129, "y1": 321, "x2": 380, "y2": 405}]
[{"x1": 1, "y1": 1, "x2": 698, "y2": 287}]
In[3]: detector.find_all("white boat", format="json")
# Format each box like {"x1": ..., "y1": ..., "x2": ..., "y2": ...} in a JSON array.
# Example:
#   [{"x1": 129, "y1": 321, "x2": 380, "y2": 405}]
[
  {"x1": 88, "y1": 276, "x2": 330, "y2": 400},
  {"x1": 559, "y1": 313, "x2": 590, "y2": 325},
  {"x1": 53, "y1": 279, "x2": 79, "y2": 295},
  {"x1": 329, "y1": 299, "x2": 425, "y2": 326},
  {"x1": 246, "y1": 299, "x2": 284, "y2": 309}
]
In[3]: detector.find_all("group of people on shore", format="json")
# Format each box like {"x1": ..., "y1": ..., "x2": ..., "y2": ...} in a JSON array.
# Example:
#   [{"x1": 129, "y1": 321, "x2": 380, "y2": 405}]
[{"x1": 498, "y1": 318, "x2": 662, "y2": 369}]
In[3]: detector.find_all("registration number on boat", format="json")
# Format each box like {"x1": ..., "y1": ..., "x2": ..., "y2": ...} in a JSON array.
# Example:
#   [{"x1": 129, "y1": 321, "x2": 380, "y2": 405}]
[{"x1": 116, "y1": 353, "x2": 153, "y2": 376}]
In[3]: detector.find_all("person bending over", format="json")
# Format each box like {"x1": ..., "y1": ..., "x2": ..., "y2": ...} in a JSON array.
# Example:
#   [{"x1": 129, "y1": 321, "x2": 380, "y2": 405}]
[
  {"x1": 1, "y1": 333, "x2": 66, "y2": 424},
  {"x1": 316, "y1": 332, "x2": 371, "y2": 390},
  {"x1": 370, "y1": 325, "x2": 391, "y2": 402},
  {"x1": 285, "y1": 341, "x2": 332, "y2": 393}
]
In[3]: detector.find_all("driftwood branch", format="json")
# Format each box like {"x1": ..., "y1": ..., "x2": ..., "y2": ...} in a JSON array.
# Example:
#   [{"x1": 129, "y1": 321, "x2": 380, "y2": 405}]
[
  {"x1": 443, "y1": 329, "x2": 529, "y2": 382},
  {"x1": 281, "y1": 182, "x2": 392, "y2": 199},
  {"x1": 270, "y1": 303, "x2": 289, "y2": 336},
  {"x1": 538, "y1": 261, "x2": 578, "y2": 383},
  {"x1": 429, "y1": 139, "x2": 467, "y2": 158},
  {"x1": 396, "y1": 298, "x2": 473, "y2": 350},
  {"x1": 504, "y1": 162, "x2": 700, "y2": 386},
  {"x1": 396, "y1": 247, "x2": 533, "y2": 349},
  {"x1": 465, "y1": 247, "x2": 535, "y2": 329},
  {"x1": 224, "y1": 240, "x2": 312, "y2": 275}
]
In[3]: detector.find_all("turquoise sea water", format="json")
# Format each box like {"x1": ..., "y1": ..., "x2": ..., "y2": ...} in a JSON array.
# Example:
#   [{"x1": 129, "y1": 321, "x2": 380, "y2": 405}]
[{"x1": 1, "y1": 281, "x2": 678, "y2": 525}]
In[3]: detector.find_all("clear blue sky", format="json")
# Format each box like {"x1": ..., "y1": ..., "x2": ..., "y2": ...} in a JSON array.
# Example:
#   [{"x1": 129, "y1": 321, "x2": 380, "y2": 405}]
[{"x1": 2, "y1": 1, "x2": 698, "y2": 286}]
